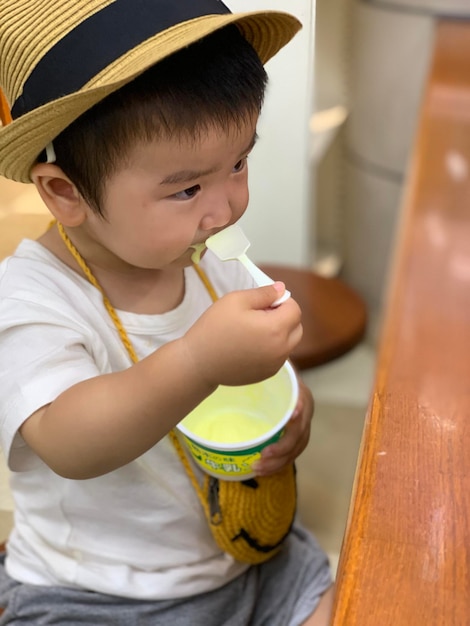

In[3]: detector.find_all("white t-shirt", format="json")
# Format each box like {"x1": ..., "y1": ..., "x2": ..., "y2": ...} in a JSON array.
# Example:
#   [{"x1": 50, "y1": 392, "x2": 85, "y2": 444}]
[{"x1": 0, "y1": 239, "x2": 256, "y2": 599}]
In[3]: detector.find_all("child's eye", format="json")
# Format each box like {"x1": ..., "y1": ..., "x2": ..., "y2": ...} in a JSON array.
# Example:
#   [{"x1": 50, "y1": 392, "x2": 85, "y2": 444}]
[
  {"x1": 173, "y1": 184, "x2": 200, "y2": 200},
  {"x1": 233, "y1": 158, "x2": 247, "y2": 173}
]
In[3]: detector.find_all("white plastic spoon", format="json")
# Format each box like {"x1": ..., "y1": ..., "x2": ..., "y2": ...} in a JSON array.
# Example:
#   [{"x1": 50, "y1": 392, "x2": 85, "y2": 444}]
[{"x1": 205, "y1": 224, "x2": 291, "y2": 307}]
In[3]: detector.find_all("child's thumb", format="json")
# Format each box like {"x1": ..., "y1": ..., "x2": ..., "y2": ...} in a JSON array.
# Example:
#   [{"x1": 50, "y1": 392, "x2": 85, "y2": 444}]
[{"x1": 250, "y1": 282, "x2": 287, "y2": 309}]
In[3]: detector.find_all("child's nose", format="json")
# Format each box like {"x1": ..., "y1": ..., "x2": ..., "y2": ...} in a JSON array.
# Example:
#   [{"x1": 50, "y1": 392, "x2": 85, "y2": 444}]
[{"x1": 200, "y1": 195, "x2": 232, "y2": 231}]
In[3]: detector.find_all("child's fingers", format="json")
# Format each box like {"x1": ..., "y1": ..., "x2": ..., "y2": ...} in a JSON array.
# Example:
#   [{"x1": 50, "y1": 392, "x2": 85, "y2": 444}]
[
  {"x1": 244, "y1": 282, "x2": 288, "y2": 310},
  {"x1": 254, "y1": 415, "x2": 310, "y2": 476}
]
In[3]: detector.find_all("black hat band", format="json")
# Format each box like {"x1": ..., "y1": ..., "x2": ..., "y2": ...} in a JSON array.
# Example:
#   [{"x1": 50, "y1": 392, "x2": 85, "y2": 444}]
[{"x1": 11, "y1": 0, "x2": 231, "y2": 120}]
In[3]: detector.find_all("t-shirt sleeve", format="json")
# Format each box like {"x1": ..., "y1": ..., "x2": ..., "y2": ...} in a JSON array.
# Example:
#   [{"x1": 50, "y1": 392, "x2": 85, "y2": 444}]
[{"x1": 0, "y1": 297, "x2": 102, "y2": 471}]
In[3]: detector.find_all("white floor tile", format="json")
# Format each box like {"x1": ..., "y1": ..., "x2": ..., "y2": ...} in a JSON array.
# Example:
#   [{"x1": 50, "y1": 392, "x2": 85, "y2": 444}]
[
  {"x1": 0, "y1": 449, "x2": 13, "y2": 512},
  {"x1": 301, "y1": 342, "x2": 376, "y2": 407}
]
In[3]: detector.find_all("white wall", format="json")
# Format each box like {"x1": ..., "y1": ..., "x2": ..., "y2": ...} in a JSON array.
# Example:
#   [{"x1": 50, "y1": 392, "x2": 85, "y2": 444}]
[{"x1": 224, "y1": 1, "x2": 316, "y2": 266}]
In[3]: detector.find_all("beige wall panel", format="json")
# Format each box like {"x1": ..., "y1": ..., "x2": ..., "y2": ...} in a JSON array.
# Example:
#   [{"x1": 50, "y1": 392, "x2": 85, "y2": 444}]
[
  {"x1": 348, "y1": 2, "x2": 434, "y2": 173},
  {"x1": 342, "y1": 161, "x2": 402, "y2": 315},
  {"x1": 371, "y1": 0, "x2": 470, "y2": 14}
]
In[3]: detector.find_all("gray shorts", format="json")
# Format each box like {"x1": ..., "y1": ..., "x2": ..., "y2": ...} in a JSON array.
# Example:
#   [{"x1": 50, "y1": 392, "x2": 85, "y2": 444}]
[{"x1": 0, "y1": 524, "x2": 332, "y2": 626}]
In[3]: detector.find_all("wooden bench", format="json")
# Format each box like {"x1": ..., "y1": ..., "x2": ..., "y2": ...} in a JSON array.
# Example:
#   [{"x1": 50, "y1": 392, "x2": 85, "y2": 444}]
[{"x1": 332, "y1": 19, "x2": 470, "y2": 624}]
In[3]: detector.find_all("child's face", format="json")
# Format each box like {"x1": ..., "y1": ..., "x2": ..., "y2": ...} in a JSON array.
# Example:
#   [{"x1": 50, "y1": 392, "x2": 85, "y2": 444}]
[{"x1": 81, "y1": 116, "x2": 258, "y2": 272}]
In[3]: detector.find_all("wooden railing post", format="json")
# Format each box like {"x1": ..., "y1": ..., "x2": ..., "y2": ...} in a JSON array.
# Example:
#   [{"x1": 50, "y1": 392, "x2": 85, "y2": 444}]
[{"x1": 332, "y1": 19, "x2": 470, "y2": 625}]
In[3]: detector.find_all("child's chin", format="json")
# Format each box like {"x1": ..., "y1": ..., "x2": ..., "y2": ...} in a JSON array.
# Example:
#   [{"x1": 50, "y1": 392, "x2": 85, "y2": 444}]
[{"x1": 171, "y1": 254, "x2": 195, "y2": 269}]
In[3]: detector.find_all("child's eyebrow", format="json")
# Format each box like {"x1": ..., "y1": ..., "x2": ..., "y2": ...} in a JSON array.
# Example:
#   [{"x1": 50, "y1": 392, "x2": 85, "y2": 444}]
[{"x1": 160, "y1": 132, "x2": 258, "y2": 186}]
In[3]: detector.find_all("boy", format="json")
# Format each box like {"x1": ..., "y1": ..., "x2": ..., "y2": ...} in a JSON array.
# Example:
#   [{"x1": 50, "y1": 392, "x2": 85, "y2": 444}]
[{"x1": 0, "y1": 1, "x2": 333, "y2": 624}]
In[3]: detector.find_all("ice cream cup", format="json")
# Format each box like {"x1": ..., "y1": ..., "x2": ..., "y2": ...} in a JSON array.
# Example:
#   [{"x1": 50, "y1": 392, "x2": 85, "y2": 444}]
[{"x1": 176, "y1": 360, "x2": 298, "y2": 480}]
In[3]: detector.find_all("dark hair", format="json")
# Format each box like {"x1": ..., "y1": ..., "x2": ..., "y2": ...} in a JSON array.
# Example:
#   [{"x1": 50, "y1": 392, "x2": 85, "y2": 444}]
[{"x1": 52, "y1": 25, "x2": 268, "y2": 214}]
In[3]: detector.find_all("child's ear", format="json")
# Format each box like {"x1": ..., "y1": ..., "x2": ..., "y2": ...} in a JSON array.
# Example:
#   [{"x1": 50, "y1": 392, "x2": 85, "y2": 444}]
[{"x1": 30, "y1": 163, "x2": 88, "y2": 227}]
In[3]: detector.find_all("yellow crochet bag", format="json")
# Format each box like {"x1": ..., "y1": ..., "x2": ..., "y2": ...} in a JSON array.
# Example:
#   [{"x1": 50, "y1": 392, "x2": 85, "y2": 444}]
[
  {"x1": 203, "y1": 465, "x2": 296, "y2": 564},
  {"x1": 170, "y1": 427, "x2": 297, "y2": 564},
  {"x1": 58, "y1": 223, "x2": 297, "y2": 564}
]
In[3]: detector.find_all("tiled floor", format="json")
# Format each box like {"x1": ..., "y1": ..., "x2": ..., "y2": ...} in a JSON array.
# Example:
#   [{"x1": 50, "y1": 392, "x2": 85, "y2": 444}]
[
  {"x1": 0, "y1": 448, "x2": 13, "y2": 543},
  {"x1": 297, "y1": 343, "x2": 376, "y2": 575}
]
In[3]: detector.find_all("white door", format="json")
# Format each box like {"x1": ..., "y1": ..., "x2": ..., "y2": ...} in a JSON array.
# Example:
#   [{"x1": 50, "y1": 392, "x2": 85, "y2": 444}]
[{"x1": 224, "y1": 1, "x2": 316, "y2": 266}]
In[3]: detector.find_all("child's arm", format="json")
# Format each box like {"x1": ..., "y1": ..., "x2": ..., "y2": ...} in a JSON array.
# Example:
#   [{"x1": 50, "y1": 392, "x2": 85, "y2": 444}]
[{"x1": 20, "y1": 283, "x2": 302, "y2": 479}]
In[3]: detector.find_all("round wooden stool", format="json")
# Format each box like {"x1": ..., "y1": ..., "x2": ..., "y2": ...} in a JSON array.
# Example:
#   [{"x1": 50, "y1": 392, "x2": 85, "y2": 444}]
[{"x1": 260, "y1": 264, "x2": 367, "y2": 370}]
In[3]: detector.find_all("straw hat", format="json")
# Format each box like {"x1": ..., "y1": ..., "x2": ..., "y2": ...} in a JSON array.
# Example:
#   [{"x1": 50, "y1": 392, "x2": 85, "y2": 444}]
[{"x1": 0, "y1": 0, "x2": 301, "y2": 183}]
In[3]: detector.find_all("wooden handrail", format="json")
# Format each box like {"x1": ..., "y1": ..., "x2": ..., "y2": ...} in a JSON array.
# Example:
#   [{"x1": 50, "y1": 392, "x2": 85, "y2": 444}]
[{"x1": 332, "y1": 19, "x2": 470, "y2": 624}]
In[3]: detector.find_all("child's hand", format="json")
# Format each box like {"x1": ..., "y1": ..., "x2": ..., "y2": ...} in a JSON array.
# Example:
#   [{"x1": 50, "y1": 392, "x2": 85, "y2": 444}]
[
  {"x1": 182, "y1": 283, "x2": 303, "y2": 387},
  {"x1": 253, "y1": 377, "x2": 313, "y2": 476}
]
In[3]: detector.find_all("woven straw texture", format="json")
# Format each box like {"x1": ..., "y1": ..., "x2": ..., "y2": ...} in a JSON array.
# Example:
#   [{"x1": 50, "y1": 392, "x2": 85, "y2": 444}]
[{"x1": 0, "y1": 1, "x2": 301, "y2": 182}]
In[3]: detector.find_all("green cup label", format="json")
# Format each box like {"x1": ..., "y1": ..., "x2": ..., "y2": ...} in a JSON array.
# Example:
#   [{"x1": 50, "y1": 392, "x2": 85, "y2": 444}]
[{"x1": 183, "y1": 430, "x2": 283, "y2": 478}]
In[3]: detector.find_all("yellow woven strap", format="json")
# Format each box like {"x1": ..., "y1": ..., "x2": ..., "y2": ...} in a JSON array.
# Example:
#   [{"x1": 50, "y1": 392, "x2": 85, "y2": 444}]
[
  {"x1": 57, "y1": 223, "x2": 140, "y2": 363},
  {"x1": 192, "y1": 263, "x2": 218, "y2": 303},
  {"x1": 56, "y1": 222, "x2": 211, "y2": 515}
]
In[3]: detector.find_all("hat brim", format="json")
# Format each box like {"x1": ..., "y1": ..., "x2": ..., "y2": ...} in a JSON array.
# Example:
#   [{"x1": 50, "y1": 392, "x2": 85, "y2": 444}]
[{"x1": 0, "y1": 11, "x2": 301, "y2": 183}]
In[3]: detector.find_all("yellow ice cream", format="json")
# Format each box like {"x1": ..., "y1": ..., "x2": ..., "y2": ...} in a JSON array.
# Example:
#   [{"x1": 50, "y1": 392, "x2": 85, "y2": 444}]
[
  {"x1": 189, "y1": 412, "x2": 272, "y2": 444},
  {"x1": 190, "y1": 243, "x2": 206, "y2": 264}
]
